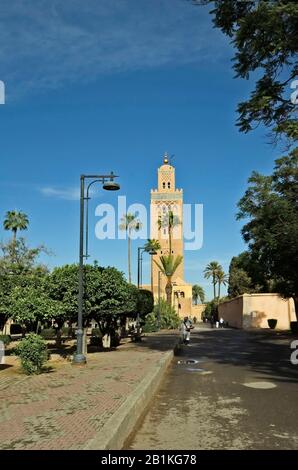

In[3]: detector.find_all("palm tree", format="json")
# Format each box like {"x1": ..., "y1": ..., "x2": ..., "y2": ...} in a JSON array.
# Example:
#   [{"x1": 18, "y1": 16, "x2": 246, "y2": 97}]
[
  {"x1": 154, "y1": 254, "x2": 183, "y2": 306},
  {"x1": 216, "y1": 270, "x2": 229, "y2": 299},
  {"x1": 119, "y1": 213, "x2": 142, "y2": 283},
  {"x1": 3, "y1": 210, "x2": 29, "y2": 241},
  {"x1": 158, "y1": 210, "x2": 180, "y2": 254},
  {"x1": 204, "y1": 261, "x2": 222, "y2": 300},
  {"x1": 192, "y1": 284, "x2": 205, "y2": 304},
  {"x1": 144, "y1": 238, "x2": 161, "y2": 293}
]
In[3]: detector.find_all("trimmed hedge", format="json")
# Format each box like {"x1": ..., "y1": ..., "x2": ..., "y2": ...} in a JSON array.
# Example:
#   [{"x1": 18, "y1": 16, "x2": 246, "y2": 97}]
[
  {"x1": 40, "y1": 328, "x2": 56, "y2": 340},
  {"x1": 15, "y1": 334, "x2": 48, "y2": 375},
  {"x1": 0, "y1": 334, "x2": 11, "y2": 346}
]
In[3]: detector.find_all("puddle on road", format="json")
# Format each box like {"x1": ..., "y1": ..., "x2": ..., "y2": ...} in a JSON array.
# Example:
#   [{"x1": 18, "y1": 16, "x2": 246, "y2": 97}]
[
  {"x1": 242, "y1": 381, "x2": 277, "y2": 389},
  {"x1": 185, "y1": 368, "x2": 213, "y2": 375},
  {"x1": 177, "y1": 359, "x2": 199, "y2": 365}
]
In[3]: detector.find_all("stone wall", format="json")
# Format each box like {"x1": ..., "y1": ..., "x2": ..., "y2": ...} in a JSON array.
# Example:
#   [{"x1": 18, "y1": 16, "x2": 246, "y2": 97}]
[{"x1": 218, "y1": 293, "x2": 296, "y2": 330}]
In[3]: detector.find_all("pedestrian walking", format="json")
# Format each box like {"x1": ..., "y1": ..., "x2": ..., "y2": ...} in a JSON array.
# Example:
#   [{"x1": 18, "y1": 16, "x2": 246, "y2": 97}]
[
  {"x1": 184, "y1": 316, "x2": 193, "y2": 345},
  {"x1": 219, "y1": 317, "x2": 224, "y2": 328}
]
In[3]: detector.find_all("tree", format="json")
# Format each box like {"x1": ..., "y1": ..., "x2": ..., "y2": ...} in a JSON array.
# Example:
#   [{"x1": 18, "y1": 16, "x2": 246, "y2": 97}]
[
  {"x1": 193, "y1": 0, "x2": 298, "y2": 144},
  {"x1": 154, "y1": 255, "x2": 183, "y2": 306},
  {"x1": 237, "y1": 150, "x2": 298, "y2": 315},
  {"x1": 3, "y1": 211, "x2": 30, "y2": 261},
  {"x1": 3, "y1": 210, "x2": 29, "y2": 241},
  {"x1": 144, "y1": 299, "x2": 180, "y2": 332},
  {"x1": 119, "y1": 213, "x2": 142, "y2": 283},
  {"x1": 137, "y1": 289, "x2": 154, "y2": 320},
  {"x1": 192, "y1": 284, "x2": 205, "y2": 304},
  {"x1": 8, "y1": 283, "x2": 62, "y2": 332},
  {"x1": 216, "y1": 270, "x2": 229, "y2": 299},
  {"x1": 0, "y1": 238, "x2": 49, "y2": 332},
  {"x1": 204, "y1": 261, "x2": 222, "y2": 299},
  {"x1": 144, "y1": 238, "x2": 161, "y2": 293},
  {"x1": 158, "y1": 210, "x2": 180, "y2": 254},
  {"x1": 0, "y1": 238, "x2": 48, "y2": 275},
  {"x1": 47, "y1": 264, "x2": 139, "y2": 341},
  {"x1": 228, "y1": 254, "x2": 254, "y2": 298},
  {"x1": 227, "y1": 251, "x2": 271, "y2": 297}
]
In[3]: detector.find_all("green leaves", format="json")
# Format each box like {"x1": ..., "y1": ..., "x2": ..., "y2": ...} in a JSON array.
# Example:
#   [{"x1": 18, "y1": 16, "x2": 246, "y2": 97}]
[
  {"x1": 154, "y1": 254, "x2": 183, "y2": 278},
  {"x1": 15, "y1": 334, "x2": 48, "y2": 375},
  {"x1": 195, "y1": 0, "x2": 298, "y2": 144},
  {"x1": 236, "y1": 151, "x2": 298, "y2": 300},
  {"x1": 192, "y1": 284, "x2": 205, "y2": 304}
]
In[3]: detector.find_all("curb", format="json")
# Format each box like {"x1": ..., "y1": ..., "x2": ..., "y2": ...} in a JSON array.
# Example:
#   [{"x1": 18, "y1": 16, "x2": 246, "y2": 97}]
[{"x1": 84, "y1": 345, "x2": 176, "y2": 450}]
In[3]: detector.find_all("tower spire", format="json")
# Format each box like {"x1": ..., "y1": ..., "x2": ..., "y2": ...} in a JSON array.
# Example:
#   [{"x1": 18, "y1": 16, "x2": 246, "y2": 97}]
[{"x1": 163, "y1": 152, "x2": 169, "y2": 164}]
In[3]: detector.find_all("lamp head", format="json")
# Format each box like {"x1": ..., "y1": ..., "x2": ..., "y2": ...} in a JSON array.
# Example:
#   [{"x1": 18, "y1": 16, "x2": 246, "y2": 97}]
[{"x1": 103, "y1": 172, "x2": 120, "y2": 191}]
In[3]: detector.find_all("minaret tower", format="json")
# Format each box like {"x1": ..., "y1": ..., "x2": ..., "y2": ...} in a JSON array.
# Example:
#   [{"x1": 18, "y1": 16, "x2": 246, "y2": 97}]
[{"x1": 150, "y1": 153, "x2": 184, "y2": 293}]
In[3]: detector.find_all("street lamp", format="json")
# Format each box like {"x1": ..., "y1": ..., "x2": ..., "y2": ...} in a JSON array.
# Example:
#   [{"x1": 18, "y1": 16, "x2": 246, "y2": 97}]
[
  {"x1": 137, "y1": 246, "x2": 157, "y2": 289},
  {"x1": 136, "y1": 246, "x2": 157, "y2": 336},
  {"x1": 73, "y1": 172, "x2": 120, "y2": 365}
]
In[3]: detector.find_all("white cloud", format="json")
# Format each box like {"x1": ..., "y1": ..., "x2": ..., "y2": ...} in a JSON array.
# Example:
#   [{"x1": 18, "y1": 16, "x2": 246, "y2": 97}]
[
  {"x1": 0, "y1": 0, "x2": 230, "y2": 99},
  {"x1": 40, "y1": 186, "x2": 80, "y2": 201}
]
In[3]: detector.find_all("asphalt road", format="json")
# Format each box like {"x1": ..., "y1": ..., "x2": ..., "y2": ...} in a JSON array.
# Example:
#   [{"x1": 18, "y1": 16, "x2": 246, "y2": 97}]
[{"x1": 126, "y1": 325, "x2": 298, "y2": 450}]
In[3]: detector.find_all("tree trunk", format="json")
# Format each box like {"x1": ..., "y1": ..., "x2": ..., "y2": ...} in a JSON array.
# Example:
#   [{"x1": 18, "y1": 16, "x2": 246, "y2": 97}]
[
  {"x1": 36, "y1": 321, "x2": 41, "y2": 334},
  {"x1": 218, "y1": 282, "x2": 221, "y2": 299},
  {"x1": 102, "y1": 334, "x2": 111, "y2": 349},
  {"x1": 213, "y1": 275, "x2": 216, "y2": 299},
  {"x1": 165, "y1": 279, "x2": 172, "y2": 306},
  {"x1": 294, "y1": 296, "x2": 298, "y2": 321},
  {"x1": 128, "y1": 229, "x2": 131, "y2": 283},
  {"x1": 150, "y1": 259, "x2": 154, "y2": 294},
  {"x1": 56, "y1": 328, "x2": 62, "y2": 347},
  {"x1": 83, "y1": 327, "x2": 88, "y2": 354}
]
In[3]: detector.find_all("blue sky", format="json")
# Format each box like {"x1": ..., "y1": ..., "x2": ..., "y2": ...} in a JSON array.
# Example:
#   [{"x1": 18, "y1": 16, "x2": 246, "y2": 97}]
[{"x1": 0, "y1": 0, "x2": 281, "y2": 300}]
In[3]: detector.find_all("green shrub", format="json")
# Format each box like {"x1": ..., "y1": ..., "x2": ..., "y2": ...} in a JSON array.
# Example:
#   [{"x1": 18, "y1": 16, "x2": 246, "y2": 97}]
[
  {"x1": 143, "y1": 313, "x2": 158, "y2": 333},
  {"x1": 15, "y1": 334, "x2": 48, "y2": 375},
  {"x1": 155, "y1": 299, "x2": 180, "y2": 329},
  {"x1": 203, "y1": 300, "x2": 218, "y2": 320},
  {"x1": 0, "y1": 334, "x2": 11, "y2": 346},
  {"x1": 40, "y1": 328, "x2": 56, "y2": 340},
  {"x1": 143, "y1": 300, "x2": 180, "y2": 331},
  {"x1": 91, "y1": 328, "x2": 103, "y2": 338},
  {"x1": 61, "y1": 326, "x2": 73, "y2": 338}
]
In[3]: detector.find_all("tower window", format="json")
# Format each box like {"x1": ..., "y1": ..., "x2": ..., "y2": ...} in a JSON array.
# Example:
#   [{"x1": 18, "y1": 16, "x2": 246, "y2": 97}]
[
  {"x1": 168, "y1": 182, "x2": 171, "y2": 189},
  {"x1": 162, "y1": 182, "x2": 166, "y2": 189}
]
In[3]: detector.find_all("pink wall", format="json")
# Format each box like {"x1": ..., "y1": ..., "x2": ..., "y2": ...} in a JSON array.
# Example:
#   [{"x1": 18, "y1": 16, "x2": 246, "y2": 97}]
[{"x1": 218, "y1": 294, "x2": 296, "y2": 330}]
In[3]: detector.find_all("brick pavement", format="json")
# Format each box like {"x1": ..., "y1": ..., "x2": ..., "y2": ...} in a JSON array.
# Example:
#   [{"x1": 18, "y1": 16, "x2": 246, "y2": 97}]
[{"x1": 0, "y1": 331, "x2": 178, "y2": 450}]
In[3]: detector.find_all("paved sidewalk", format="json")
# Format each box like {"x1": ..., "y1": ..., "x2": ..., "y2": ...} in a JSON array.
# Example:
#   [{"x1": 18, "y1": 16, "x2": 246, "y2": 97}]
[{"x1": 0, "y1": 331, "x2": 178, "y2": 450}]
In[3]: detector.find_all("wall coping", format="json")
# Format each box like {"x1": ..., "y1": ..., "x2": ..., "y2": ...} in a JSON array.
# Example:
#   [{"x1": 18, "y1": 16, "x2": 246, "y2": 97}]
[{"x1": 219, "y1": 293, "x2": 291, "y2": 307}]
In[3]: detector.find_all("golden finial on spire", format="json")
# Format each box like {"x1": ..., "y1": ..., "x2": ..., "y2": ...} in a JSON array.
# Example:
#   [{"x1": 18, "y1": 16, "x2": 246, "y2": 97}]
[{"x1": 163, "y1": 152, "x2": 169, "y2": 164}]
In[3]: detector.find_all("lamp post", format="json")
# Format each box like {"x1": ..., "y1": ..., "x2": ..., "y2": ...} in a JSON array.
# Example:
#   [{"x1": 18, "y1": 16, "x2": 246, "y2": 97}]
[
  {"x1": 136, "y1": 246, "x2": 157, "y2": 336},
  {"x1": 73, "y1": 172, "x2": 120, "y2": 365},
  {"x1": 137, "y1": 247, "x2": 145, "y2": 289},
  {"x1": 137, "y1": 246, "x2": 157, "y2": 289}
]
